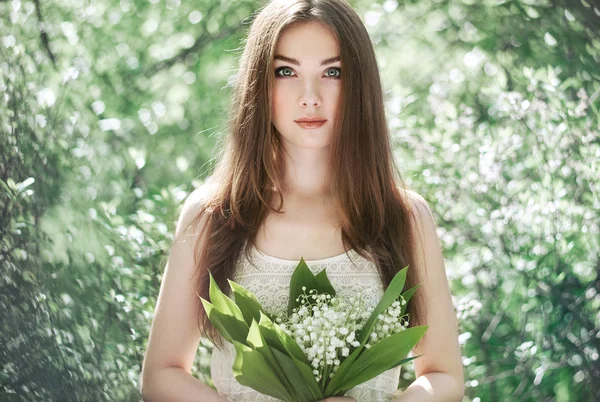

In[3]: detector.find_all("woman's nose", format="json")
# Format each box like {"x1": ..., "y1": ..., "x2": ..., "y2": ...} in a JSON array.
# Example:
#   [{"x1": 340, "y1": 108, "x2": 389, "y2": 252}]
[{"x1": 298, "y1": 83, "x2": 322, "y2": 107}]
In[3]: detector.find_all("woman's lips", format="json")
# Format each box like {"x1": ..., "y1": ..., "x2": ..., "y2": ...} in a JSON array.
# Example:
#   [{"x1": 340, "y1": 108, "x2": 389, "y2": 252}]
[{"x1": 295, "y1": 120, "x2": 326, "y2": 129}]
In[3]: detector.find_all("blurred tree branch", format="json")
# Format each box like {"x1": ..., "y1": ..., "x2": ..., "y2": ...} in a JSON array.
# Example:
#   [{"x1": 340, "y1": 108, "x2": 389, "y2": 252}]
[
  {"x1": 144, "y1": 2, "x2": 245, "y2": 77},
  {"x1": 32, "y1": 0, "x2": 57, "y2": 69},
  {"x1": 144, "y1": 26, "x2": 239, "y2": 77}
]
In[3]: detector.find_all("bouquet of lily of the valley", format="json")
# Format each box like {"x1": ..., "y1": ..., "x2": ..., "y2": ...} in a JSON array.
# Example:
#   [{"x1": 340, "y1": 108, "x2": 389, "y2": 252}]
[{"x1": 200, "y1": 258, "x2": 428, "y2": 402}]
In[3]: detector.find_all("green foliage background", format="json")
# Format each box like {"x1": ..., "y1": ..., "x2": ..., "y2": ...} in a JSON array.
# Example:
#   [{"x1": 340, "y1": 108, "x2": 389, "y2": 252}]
[{"x1": 1, "y1": 0, "x2": 598, "y2": 401}]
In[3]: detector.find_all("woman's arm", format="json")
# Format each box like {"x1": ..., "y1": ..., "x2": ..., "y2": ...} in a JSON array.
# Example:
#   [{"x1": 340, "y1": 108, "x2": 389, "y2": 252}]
[
  {"x1": 392, "y1": 191, "x2": 465, "y2": 402},
  {"x1": 142, "y1": 366, "x2": 227, "y2": 402},
  {"x1": 141, "y1": 185, "x2": 226, "y2": 401},
  {"x1": 393, "y1": 371, "x2": 464, "y2": 402}
]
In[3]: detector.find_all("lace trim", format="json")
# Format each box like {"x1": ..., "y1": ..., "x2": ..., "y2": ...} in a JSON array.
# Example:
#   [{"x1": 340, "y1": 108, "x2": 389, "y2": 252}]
[{"x1": 251, "y1": 244, "x2": 361, "y2": 265}]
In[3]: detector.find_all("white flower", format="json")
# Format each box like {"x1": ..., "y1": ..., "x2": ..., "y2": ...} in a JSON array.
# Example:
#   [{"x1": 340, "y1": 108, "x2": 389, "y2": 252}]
[{"x1": 273, "y1": 287, "x2": 412, "y2": 385}]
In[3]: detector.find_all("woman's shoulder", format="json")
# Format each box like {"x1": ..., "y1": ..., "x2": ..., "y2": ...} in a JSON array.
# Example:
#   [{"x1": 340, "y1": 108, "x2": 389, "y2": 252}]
[
  {"x1": 175, "y1": 181, "x2": 219, "y2": 238},
  {"x1": 398, "y1": 188, "x2": 439, "y2": 245},
  {"x1": 185, "y1": 180, "x2": 219, "y2": 208},
  {"x1": 398, "y1": 188, "x2": 433, "y2": 218}
]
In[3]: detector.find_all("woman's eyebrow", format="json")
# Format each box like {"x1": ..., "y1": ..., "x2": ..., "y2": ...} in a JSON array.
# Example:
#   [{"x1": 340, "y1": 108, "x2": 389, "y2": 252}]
[{"x1": 274, "y1": 55, "x2": 341, "y2": 66}]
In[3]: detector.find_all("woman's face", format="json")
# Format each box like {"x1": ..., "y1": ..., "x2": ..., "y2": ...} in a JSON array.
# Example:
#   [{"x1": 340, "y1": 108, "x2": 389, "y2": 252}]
[{"x1": 271, "y1": 21, "x2": 342, "y2": 151}]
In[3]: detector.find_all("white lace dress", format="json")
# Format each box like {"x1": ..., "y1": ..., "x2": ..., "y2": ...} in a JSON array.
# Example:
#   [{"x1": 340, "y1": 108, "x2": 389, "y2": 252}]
[{"x1": 210, "y1": 245, "x2": 402, "y2": 402}]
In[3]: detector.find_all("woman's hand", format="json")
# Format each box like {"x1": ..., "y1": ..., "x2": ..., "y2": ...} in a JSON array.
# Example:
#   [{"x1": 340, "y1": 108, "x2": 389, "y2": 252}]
[{"x1": 318, "y1": 397, "x2": 357, "y2": 401}]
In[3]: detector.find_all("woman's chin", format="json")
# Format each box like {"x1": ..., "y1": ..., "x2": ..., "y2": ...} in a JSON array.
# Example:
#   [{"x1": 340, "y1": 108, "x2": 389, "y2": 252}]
[
  {"x1": 291, "y1": 141, "x2": 331, "y2": 151},
  {"x1": 280, "y1": 135, "x2": 331, "y2": 150}
]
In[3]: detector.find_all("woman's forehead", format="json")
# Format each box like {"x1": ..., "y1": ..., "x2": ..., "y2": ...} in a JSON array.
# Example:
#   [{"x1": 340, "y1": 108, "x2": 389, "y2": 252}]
[{"x1": 274, "y1": 21, "x2": 340, "y2": 63}]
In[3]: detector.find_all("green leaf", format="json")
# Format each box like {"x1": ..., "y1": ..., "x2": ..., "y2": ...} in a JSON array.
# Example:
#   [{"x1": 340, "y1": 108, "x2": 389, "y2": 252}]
[
  {"x1": 6, "y1": 178, "x2": 16, "y2": 191},
  {"x1": 232, "y1": 340, "x2": 294, "y2": 402},
  {"x1": 257, "y1": 313, "x2": 323, "y2": 399},
  {"x1": 16, "y1": 177, "x2": 35, "y2": 194},
  {"x1": 0, "y1": 178, "x2": 12, "y2": 194},
  {"x1": 288, "y1": 352, "x2": 325, "y2": 400},
  {"x1": 208, "y1": 271, "x2": 245, "y2": 322},
  {"x1": 271, "y1": 346, "x2": 324, "y2": 402},
  {"x1": 323, "y1": 341, "x2": 364, "y2": 395},
  {"x1": 249, "y1": 321, "x2": 312, "y2": 402},
  {"x1": 325, "y1": 267, "x2": 412, "y2": 395},
  {"x1": 228, "y1": 278, "x2": 265, "y2": 326},
  {"x1": 335, "y1": 325, "x2": 428, "y2": 393},
  {"x1": 200, "y1": 297, "x2": 249, "y2": 344},
  {"x1": 246, "y1": 319, "x2": 299, "y2": 402},
  {"x1": 315, "y1": 269, "x2": 336, "y2": 297},
  {"x1": 357, "y1": 266, "x2": 409, "y2": 345},
  {"x1": 258, "y1": 311, "x2": 311, "y2": 367},
  {"x1": 288, "y1": 259, "x2": 337, "y2": 316},
  {"x1": 400, "y1": 284, "x2": 421, "y2": 315},
  {"x1": 288, "y1": 258, "x2": 321, "y2": 316}
]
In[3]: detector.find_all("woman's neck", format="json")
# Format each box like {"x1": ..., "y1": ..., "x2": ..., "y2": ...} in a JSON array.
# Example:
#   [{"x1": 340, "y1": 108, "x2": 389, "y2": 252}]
[{"x1": 279, "y1": 145, "x2": 331, "y2": 198}]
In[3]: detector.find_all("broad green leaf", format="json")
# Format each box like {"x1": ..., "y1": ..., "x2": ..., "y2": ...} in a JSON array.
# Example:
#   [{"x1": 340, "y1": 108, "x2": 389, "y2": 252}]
[
  {"x1": 357, "y1": 266, "x2": 408, "y2": 345},
  {"x1": 325, "y1": 267, "x2": 411, "y2": 395},
  {"x1": 232, "y1": 340, "x2": 294, "y2": 402},
  {"x1": 200, "y1": 297, "x2": 249, "y2": 344},
  {"x1": 228, "y1": 278, "x2": 265, "y2": 326},
  {"x1": 400, "y1": 284, "x2": 421, "y2": 315},
  {"x1": 6, "y1": 178, "x2": 16, "y2": 191},
  {"x1": 208, "y1": 271, "x2": 245, "y2": 322},
  {"x1": 336, "y1": 325, "x2": 428, "y2": 392},
  {"x1": 323, "y1": 341, "x2": 364, "y2": 395},
  {"x1": 334, "y1": 355, "x2": 420, "y2": 396},
  {"x1": 246, "y1": 319, "x2": 299, "y2": 402},
  {"x1": 271, "y1": 346, "x2": 323, "y2": 402},
  {"x1": 315, "y1": 269, "x2": 336, "y2": 297},
  {"x1": 0, "y1": 178, "x2": 13, "y2": 196},
  {"x1": 16, "y1": 177, "x2": 35, "y2": 194},
  {"x1": 257, "y1": 313, "x2": 323, "y2": 399},
  {"x1": 288, "y1": 258, "x2": 321, "y2": 316},
  {"x1": 258, "y1": 311, "x2": 311, "y2": 367},
  {"x1": 288, "y1": 259, "x2": 339, "y2": 316},
  {"x1": 289, "y1": 352, "x2": 325, "y2": 400}
]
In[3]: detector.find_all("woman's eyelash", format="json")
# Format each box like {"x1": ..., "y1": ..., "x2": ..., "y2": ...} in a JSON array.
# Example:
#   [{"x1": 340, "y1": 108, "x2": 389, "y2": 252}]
[{"x1": 274, "y1": 66, "x2": 342, "y2": 79}]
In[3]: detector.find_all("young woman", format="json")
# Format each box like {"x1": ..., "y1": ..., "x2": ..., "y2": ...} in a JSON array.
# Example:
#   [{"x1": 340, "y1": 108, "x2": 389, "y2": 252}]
[{"x1": 141, "y1": 0, "x2": 464, "y2": 401}]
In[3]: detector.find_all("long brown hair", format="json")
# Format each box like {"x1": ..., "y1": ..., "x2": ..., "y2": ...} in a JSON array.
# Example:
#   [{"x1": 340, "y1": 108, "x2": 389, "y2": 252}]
[{"x1": 183, "y1": 0, "x2": 426, "y2": 350}]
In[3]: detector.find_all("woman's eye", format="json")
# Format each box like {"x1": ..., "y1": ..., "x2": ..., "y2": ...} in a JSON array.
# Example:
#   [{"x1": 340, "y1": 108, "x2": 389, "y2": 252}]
[
  {"x1": 325, "y1": 67, "x2": 342, "y2": 79},
  {"x1": 275, "y1": 67, "x2": 295, "y2": 77},
  {"x1": 274, "y1": 66, "x2": 341, "y2": 79}
]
